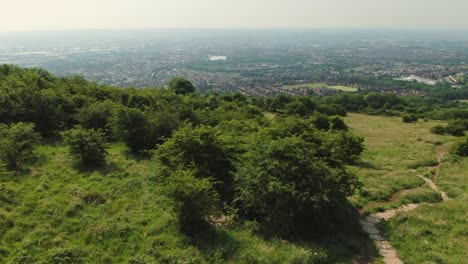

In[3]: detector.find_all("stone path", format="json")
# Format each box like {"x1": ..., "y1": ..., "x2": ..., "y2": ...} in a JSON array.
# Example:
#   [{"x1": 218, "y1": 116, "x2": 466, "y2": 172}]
[
  {"x1": 418, "y1": 175, "x2": 450, "y2": 202},
  {"x1": 360, "y1": 204, "x2": 419, "y2": 264}
]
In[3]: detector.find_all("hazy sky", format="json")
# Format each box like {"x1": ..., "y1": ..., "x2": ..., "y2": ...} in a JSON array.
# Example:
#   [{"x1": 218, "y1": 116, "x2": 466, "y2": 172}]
[{"x1": 1, "y1": 0, "x2": 468, "y2": 32}]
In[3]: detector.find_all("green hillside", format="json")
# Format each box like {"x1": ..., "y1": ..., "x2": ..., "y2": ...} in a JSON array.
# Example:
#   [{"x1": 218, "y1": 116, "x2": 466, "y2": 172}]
[
  {"x1": 0, "y1": 65, "x2": 367, "y2": 263},
  {"x1": 0, "y1": 65, "x2": 466, "y2": 263}
]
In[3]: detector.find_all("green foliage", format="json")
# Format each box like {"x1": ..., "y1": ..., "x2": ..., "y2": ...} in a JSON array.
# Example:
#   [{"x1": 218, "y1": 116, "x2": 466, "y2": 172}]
[
  {"x1": 329, "y1": 115, "x2": 348, "y2": 131},
  {"x1": 267, "y1": 94, "x2": 293, "y2": 112},
  {"x1": 233, "y1": 133, "x2": 359, "y2": 237},
  {"x1": 113, "y1": 107, "x2": 181, "y2": 153},
  {"x1": 154, "y1": 125, "x2": 234, "y2": 199},
  {"x1": 430, "y1": 125, "x2": 446, "y2": 135},
  {"x1": 324, "y1": 131, "x2": 364, "y2": 164},
  {"x1": 169, "y1": 77, "x2": 196, "y2": 95},
  {"x1": 63, "y1": 127, "x2": 108, "y2": 166},
  {"x1": 163, "y1": 170, "x2": 219, "y2": 235},
  {"x1": 401, "y1": 113, "x2": 418, "y2": 123},
  {"x1": 452, "y1": 136, "x2": 468, "y2": 156},
  {"x1": 76, "y1": 100, "x2": 116, "y2": 137},
  {"x1": 446, "y1": 119, "x2": 468, "y2": 136},
  {"x1": 0, "y1": 66, "x2": 370, "y2": 263},
  {"x1": 284, "y1": 96, "x2": 317, "y2": 117},
  {"x1": 112, "y1": 107, "x2": 154, "y2": 153},
  {"x1": 0, "y1": 122, "x2": 40, "y2": 170},
  {"x1": 47, "y1": 247, "x2": 89, "y2": 264}
]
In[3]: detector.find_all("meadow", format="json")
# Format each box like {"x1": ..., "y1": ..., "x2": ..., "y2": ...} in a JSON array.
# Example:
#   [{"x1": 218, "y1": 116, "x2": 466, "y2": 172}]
[
  {"x1": 345, "y1": 113, "x2": 453, "y2": 207},
  {"x1": 0, "y1": 140, "x2": 365, "y2": 264},
  {"x1": 346, "y1": 113, "x2": 467, "y2": 263}
]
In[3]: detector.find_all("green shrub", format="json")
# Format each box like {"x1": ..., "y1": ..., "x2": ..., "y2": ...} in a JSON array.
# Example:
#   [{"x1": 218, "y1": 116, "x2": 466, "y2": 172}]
[
  {"x1": 446, "y1": 119, "x2": 467, "y2": 136},
  {"x1": 154, "y1": 125, "x2": 234, "y2": 200},
  {"x1": 452, "y1": 136, "x2": 468, "y2": 156},
  {"x1": 63, "y1": 127, "x2": 108, "y2": 166},
  {"x1": 47, "y1": 248, "x2": 88, "y2": 264},
  {"x1": 325, "y1": 131, "x2": 364, "y2": 164},
  {"x1": 329, "y1": 115, "x2": 348, "y2": 131},
  {"x1": 402, "y1": 113, "x2": 418, "y2": 123},
  {"x1": 430, "y1": 125, "x2": 446, "y2": 135},
  {"x1": 112, "y1": 107, "x2": 151, "y2": 153},
  {"x1": 163, "y1": 170, "x2": 219, "y2": 235},
  {"x1": 234, "y1": 134, "x2": 359, "y2": 237},
  {"x1": 169, "y1": 77, "x2": 196, "y2": 95},
  {"x1": 0, "y1": 122, "x2": 40, "y2": 170},
  {"x1": 75, "y1": 101, "x2": 116, "y2": 137},
  {"x1": 112, "y1": 107, "x2": 180, "y2": 153}
]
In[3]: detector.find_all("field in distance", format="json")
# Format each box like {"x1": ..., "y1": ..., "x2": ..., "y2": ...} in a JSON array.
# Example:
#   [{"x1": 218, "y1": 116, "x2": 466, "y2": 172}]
[{"x1": 283, "y1": 82, "x2": 358, "y2": 92}]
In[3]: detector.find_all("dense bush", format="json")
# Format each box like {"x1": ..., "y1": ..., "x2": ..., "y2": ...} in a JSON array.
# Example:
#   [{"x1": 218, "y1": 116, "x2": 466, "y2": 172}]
[
  {"x1": 63, "y1": 127, "x2": 108, "y2": 166},
  {"x1": 430, "y1": 125, "x2": 446, "y2": 135},
  {"x1": 0, "y1": 122, "x2": 40, "y2": 170},
  {"x1": 154, "y1": 125, "x2": 234, "y2": 199},
  {"x1": 76, "y1": 100, "x2": 117, "y2": 137},
  {"x1": 112, "y1": 107, "x2": 155, "y2": 153},
  {"x1": 284, "y1": 96, "x2": 317, "y2": 117},
  {"x1": 402, "y1": 113, "x2": 418, "y2": 123},
  {"x1": 169, "y1": 77, "x2": 196, "y2": 95},
  {"x1": 233, "y1": 132, "x2": 359, "y2": 237},
  {"x1": 446, "y1": 119, "x2": 467, "y2": 136},
  {"x1": 452, "y1": 136, "x2": 468, "y2": 156},
  {"x1": 325, "y1": 131, "x2": 365, "y2": 164},
  {"x1": 163, "y1": 169, "x2": 219, "y2": 235}
]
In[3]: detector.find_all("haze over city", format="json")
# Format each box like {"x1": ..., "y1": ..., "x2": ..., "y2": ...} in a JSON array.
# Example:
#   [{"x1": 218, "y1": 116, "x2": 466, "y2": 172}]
[{"x1": 2, "y1": 0, "x2": 468, "y2": 31}]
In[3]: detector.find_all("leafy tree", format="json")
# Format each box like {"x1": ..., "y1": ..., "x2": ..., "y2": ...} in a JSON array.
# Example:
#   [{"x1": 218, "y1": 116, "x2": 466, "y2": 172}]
[
  {"x1": 112, "y1": 107, "x2": 153, "y2": 153},
  {"x1": 316, "y1": 103, "x2": 347, "y2": 117},
  {"x1": 233, "y1": 134, "x2": 359, "y2": 237},
  {"x1": 163, "y1": 169, "x2": 219, "y2": 235},
  {"x1": 284, "y1": 97, "x2": 316, "y2": 117},
  {"x1": 63, "y1": 127, "x2": 108, "y2": 166},
  {"x1": 146, "y1": 109, "x2": 181, "y2": 143},
  {"x1": 112, "y1": 107, "x2": 181, "y2": 153},
  {"x1": 76, "y1": 101, "x2": 116, "y2": 137},
  {"x1": 0, "y1": 122, "x2": 40, "y2": 170},
  {"x1": 169, "y1": 77, "x2": 196, "y2": 95},
  {"x1": 311, "y1": 113, "x2": 331, "y2": 130},
  {"x1": 324, "y1": 131, "x2": 364, "y2": 164},
  {"x1": 154, "y1": 125, "x2": 234, "y2": 199},
  {"x1": 329, "y1": 116, "x2": 348, "y2": 131},
  {"x1": 268, "y1": 94, "x2": 293, "y2": 112}
]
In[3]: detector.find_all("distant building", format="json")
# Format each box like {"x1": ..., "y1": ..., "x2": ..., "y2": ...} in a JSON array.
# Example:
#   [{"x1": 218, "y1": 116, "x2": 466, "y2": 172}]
[{"x1": 208, "y1": 56, "x2": 227, "y2": 61}]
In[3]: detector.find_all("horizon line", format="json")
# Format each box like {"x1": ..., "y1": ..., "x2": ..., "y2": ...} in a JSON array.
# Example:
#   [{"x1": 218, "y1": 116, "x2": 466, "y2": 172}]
[{"x1": 1, "y1": 27, "x2": 468, "y2": 34}]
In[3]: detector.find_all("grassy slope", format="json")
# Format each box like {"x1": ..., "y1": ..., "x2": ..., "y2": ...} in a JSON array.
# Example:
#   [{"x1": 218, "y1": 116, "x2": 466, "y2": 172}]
[
  {"x1": 346, "y1": 113, "x2": 467, "y2": 263},
  {"x1": 345, "y1": 113, "x2": 453, "y2": 207},
  {"x1": 0, "y1": 141, "x2": 360, "y2": 263},
  {"x1": 382, "y1": 156, "x2": 468, "y2": 264}
]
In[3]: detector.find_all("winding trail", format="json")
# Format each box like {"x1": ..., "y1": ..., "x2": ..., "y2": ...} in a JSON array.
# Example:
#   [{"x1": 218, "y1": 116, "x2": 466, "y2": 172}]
[{"x1": 356, "y1": 146, "x2": 450, "y2": 264}]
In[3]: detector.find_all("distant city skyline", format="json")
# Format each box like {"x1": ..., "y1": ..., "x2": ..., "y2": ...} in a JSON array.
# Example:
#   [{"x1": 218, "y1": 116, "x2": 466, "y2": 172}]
[{"x1": 1, "y1": 0, "x2": 468, "y2": 32}]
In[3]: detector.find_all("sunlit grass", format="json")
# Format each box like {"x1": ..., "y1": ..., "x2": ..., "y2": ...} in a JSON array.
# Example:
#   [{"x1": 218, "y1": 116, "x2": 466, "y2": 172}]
[
  {"x1": 345, "y1": 113, "x2": 453, "y2": 206},
  {"x1": 0, "y1": 140, "x2": 362, "y2": 263},
  {"x1": 346, "y1": 113, "x2": 467, "y2": 263}
]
